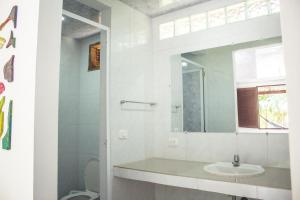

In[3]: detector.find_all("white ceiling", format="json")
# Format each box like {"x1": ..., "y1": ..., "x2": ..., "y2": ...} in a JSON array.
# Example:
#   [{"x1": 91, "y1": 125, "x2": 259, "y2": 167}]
[
  {"x1": 62, "y1": 0, "x2": 100, "y2": 39},
  {"x1": 119, "y1": 0, "x2": 211, "y2": 17}
]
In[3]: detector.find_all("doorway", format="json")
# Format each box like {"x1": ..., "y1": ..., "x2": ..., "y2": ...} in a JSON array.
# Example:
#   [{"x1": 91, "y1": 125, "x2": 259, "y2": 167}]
[{"x1": 58, "y1": 1, "x2": 110, "y2": 199}]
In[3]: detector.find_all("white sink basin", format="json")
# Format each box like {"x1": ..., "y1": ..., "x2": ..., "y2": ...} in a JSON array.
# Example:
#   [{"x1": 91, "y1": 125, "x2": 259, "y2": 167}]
[{"x1": 204, "y1": 162, "x2": 265, "y2": 177}]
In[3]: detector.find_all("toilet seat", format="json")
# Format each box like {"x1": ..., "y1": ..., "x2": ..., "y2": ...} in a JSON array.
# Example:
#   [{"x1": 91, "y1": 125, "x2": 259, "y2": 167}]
[{"x1": 60, "y1": 191, "x2": 99, "y2": 200}]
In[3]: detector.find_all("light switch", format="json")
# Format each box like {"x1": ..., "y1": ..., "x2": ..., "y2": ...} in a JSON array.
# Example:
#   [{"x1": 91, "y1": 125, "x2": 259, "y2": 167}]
[
  {"x1": 118, "y1": 130, "x2": 128, "y2": 140},
  {"x1": 168, "y1": 137, "x2": 179, "y2": 147}
]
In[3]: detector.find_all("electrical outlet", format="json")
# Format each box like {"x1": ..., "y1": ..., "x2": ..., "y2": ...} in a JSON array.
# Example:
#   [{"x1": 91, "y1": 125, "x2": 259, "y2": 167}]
[
  {"x1": 118, "y1": 130, "x2": 128, "y2": 140},
  {"x1": 168, "y1": 137, "x2": 179, "y2": 147}
]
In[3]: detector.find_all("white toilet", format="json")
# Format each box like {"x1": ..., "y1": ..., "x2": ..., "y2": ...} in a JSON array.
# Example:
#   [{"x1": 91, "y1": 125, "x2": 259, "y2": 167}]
[{"x1": 61, "y1": 159, "x2": 100, "y2": 200}]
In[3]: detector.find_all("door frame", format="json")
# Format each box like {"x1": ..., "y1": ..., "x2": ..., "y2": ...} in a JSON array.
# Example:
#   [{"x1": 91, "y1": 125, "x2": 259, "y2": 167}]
[{"x1": 62, "y1": 9, "x2": 111, "y2": 200}]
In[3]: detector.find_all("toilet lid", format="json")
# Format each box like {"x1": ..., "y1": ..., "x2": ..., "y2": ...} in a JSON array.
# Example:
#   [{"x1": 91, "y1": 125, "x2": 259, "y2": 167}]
[{"x1": 84, "y1": 159, "x2": 99, "y2": 193}]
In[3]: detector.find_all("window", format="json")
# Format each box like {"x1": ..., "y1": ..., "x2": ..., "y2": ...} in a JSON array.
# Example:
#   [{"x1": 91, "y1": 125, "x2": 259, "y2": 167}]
[
  {"x1": 270, "y1": 0, "x2": 280, "y2": 13},
  {"x1": 237, "y1": 85, "x2": 288, "y2": 129},
  {"x1": 247, "y1": 0, "x2": 269, "y2": 19},
  {"x1": 158, "y1": 0, "x2": 281, "y2": 40},
  {"x1": 208, "y1": 8, "x2": 226, "y2": 28},
  {"x1": 175, "y1": 17, "x2": 190, "y2": 36},
  {"x1": 159, "y1": 21, "x2": 174, "y2": 40},
  {"x1": 191, "y1": 13, "x2": 207, "y2": 32},
  {"x1": 226, "y1": 2, "x2": 246, "y2": 23},
  {"x1": 258, "y1": 85, "x2": 288, "y2": 129},
  {"x1": 235, "y1": 44, "x2": 288, "y2": 130}
]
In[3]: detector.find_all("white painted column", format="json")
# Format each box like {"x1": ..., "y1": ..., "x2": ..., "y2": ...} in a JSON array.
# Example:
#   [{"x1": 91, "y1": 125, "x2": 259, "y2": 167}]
[
  {"x1": 34, "y1": 0, "x2": 62, "y2": 199},
  {"x1": 280, "y1": 0, "x2": 300, "y2": 199}
]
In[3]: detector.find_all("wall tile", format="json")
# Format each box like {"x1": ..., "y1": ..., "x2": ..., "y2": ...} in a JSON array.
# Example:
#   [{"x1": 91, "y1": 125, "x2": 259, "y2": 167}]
[
  {"x1": 58, "y1": 38, "x2": 81, "y2": 198},
  {"x1": 186, "y1": 134, "x2": 212, "y2": 162},
  {"x1": 238, "y1": 133, "x2": 268, "y2": 166},
  {"x1": 268, "y1": 133, "x2": 290, "y2": 168},
  {"x1": 163, "y1": 133, "x2": 187, "y2": 160},
  {"x1": 209, "y1": 133, "x2": 236, "y2": 163}
]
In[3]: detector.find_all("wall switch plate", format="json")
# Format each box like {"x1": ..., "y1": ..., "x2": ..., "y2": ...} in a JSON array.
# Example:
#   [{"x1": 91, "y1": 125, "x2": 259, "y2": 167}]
[
  {"x1": 168, "y1": 137, "x2": 179, "y2": 147},
  {"x1": 118, "y1": 130, "x2": 128, "y2": 140}
]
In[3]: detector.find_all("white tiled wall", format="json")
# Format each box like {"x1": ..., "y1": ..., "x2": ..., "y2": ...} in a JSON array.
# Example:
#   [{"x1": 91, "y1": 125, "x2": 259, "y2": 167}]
[
  {"x1": 238, "y1": 133, "x2": 268, "y2": 166},
  {"x1": 78, "y1": 34, "x2": 101, "y2": 189},
  {"x1": 155, "y1": 132, "x2": 290, "y2": 168},
  {"x1": 95, "y1": 1, "x2": 289, "y2": 200},
  {"x1": 267, "y1": 133, "x2": 290, "y2": 168},
  {"x1": 58, "y1": 37, "x2": 81, "y2": 198},
  {"x1": 99, "y1": 0, "x2": 155, "y2": 200}
]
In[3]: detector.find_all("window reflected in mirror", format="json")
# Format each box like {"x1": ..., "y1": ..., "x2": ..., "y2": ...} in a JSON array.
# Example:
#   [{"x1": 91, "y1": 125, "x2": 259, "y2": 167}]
[{"x1": 234, "y1": 43, "x2": 288, "y2": 131}]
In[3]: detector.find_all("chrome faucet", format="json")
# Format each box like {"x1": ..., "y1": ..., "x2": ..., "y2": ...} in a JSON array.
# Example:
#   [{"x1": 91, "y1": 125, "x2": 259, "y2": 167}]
[{"x1": 232, "y1": 154, "x2": 240, "y2": 167}]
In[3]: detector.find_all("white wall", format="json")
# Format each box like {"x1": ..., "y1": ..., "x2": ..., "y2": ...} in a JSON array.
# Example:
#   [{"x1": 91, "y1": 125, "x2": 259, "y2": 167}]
[
  {"x1": 0, "y1": 0, "x2": 62, "y2": 199},
  {"x1": 0, "y1": 0, "x2": 39, "y2": 199},
  {"x1": 153, "y1": 132, "x2": 289, "y2": 168},
  {"x1": 95, "y1": 0, "x2": 155, "y2": 200},
  {"x1": 170, "y1": 55, "x2": 183, "y2": 132},
  {"x1": 33, "y1": 0, "x2": 62, "y2": 198},
  {"x1": 58, "y1": 37, "x2": 81, "y2": 198},
  {"x1": 280, "y1": 0, "x2": 300, "y2": 199}
]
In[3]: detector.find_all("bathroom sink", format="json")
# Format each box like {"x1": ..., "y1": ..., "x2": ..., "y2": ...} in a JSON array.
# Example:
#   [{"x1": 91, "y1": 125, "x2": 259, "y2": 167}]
[{"x1": 204, "y1": 162, "x2": 265, "y2": 177}]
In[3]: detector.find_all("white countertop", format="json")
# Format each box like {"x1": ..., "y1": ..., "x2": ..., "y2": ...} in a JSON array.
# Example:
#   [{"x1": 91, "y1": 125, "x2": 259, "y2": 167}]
[{"x1": 114, "y1": 158, "x2": 291, "y2": 200}]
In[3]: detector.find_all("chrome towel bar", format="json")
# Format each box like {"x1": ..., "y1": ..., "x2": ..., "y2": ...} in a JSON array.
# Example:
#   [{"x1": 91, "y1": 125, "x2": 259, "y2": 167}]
[{"x1": 120, "y1": 100, "x2": 156, "y2": 106}]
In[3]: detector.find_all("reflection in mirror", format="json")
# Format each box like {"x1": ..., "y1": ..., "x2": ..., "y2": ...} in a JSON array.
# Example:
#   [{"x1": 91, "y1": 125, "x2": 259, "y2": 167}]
[
  {"x1": 235, "y1": 42, "x2": 288, "y2": 131},
  {"x1": 171, "y1": 56, "x2": 205, "y2": 132},
  {"x1": 171, "y1": 37, "x2": 284, "y2": 133},
  {"x1": 171, "y1": 44, "x2": 237, "y2": 133}
]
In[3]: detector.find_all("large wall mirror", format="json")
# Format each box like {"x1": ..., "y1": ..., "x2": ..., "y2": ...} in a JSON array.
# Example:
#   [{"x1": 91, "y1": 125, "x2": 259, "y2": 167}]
[{"x1": 170, "y1": 37, "x2": 288, "y2": 133}]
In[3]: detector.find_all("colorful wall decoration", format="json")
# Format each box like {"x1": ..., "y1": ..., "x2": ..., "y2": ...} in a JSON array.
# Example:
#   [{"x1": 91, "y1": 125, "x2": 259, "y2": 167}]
[
  {"x1": 0, "y1": 37, "x2": 6, "y2": 49},
  {"x1": 2, "y1": 100, "x2": 13, "y2": 150},
  {"x1": 0, "y1": 97, "x2": 5, "y2": 139},
  {"x1": 0, "y1": 5, "x2": 17, "y2": 151},
  {"x1": 4, "y1": 55, "x2": 14, "y2": 82}
]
